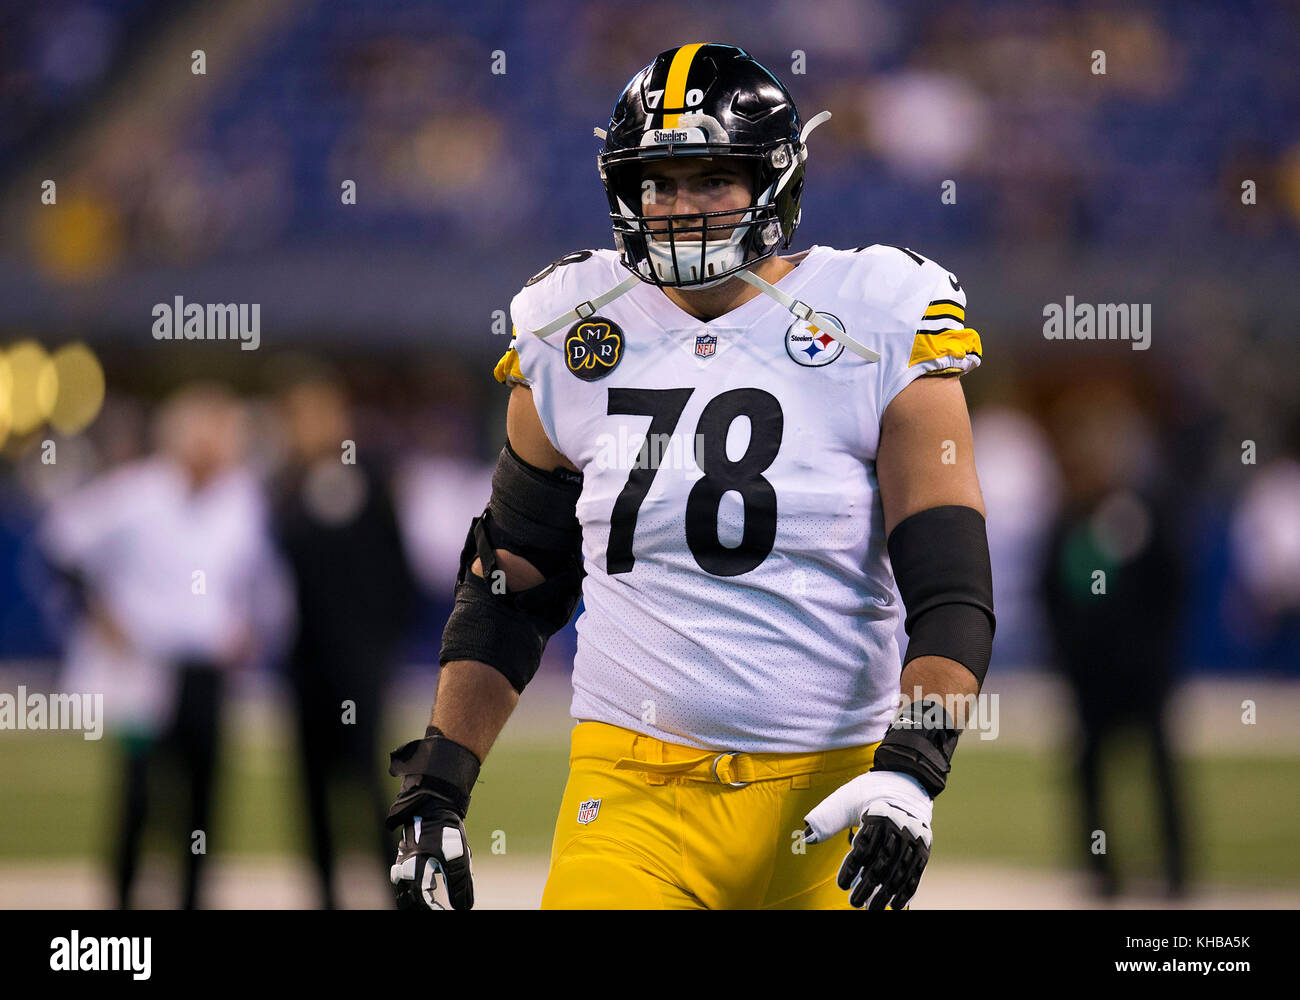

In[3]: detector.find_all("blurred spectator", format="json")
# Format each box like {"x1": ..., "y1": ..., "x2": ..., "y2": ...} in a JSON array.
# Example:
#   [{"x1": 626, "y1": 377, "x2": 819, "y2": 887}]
[
  {"x1": 862, "y1": 69, "x2": 989, "y2": 178},
  {"x1": 40, "y1": 383, "x2": 284, "y2": 908},
  {"x1": 269, "y1": 374, "x2": 419, "y2": 909},
  {"x1": 392, "y1": 362, "x2": 494, "y2": 599},
  {"x1": 1040, "y1": 384, "x2": 1188, "y2": 898},
  {"x1": 972, "y1": 404, "x2": 1061, "y2": 667},
  {"x1": 1228, "y1": 419, "x2": 1300, "y2": 669}
]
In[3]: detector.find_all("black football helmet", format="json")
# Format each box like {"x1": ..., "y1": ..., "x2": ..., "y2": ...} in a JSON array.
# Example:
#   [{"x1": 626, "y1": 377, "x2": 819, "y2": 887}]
[{"x1": 596, "y1": 43, "x2": 829, "y2": 288}]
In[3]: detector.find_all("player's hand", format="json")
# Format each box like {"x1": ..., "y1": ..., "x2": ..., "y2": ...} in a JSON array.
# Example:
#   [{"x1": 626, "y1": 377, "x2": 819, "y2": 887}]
[
  {"x1": 802, "y1": 769, "x2": 933, "y2": 910},
  {"x1": 389, "y1": 804, "x2": 474, "y2": 910},
  {"x1": 386, "y1": 729, "x2": 481, "y2": 910}
]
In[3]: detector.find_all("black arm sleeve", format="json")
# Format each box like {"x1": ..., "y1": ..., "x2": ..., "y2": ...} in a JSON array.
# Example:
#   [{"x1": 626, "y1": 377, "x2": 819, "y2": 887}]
[{"x1": 887, "y1": 504, "x2": 995, "y2": 688}]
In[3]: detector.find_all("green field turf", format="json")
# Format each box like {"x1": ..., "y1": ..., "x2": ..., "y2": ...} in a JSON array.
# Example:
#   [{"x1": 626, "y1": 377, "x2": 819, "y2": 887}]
[{"x1": 0, "y1": 726, "x2": 1295, "y2": 887}]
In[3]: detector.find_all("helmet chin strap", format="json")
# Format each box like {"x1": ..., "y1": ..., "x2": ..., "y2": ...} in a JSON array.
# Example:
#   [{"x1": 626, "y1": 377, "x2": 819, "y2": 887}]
[
  {"x1": 801, "y1": 109, "x2": 833, "y2": 144},
  {"x1": 527, "y1": 261, "x2": 878, "y2": 364},
  {"x1": 528, "y1": 273, "x2": 643, "y2": 338},
  {"x1": 733, "y1": 268, "x2": 880, "y2": 362}
]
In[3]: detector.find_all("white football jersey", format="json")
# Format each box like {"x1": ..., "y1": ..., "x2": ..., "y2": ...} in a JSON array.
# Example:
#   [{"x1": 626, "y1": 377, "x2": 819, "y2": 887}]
[{"x1": 497, "y1": 244, "x2": 982, "y2": 752}]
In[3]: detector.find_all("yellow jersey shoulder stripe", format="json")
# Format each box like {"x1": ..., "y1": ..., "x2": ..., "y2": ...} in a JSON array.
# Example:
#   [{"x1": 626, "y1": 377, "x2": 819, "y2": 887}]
[
  {"x1": 493, "y1": 329, "x2": 529, "y2": 386},
  {"x1": 908, "y1": 327, "x2": 982, "y2": 368},
  {"x1": 922, "y1": 299, "x2": 965, "y2": 324}
]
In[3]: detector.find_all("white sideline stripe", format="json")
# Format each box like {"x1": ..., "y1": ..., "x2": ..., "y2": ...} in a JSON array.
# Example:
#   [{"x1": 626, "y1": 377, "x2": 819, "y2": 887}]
[{"x1": 0, "y1": 856, "x2": 1295, "y2": 910}]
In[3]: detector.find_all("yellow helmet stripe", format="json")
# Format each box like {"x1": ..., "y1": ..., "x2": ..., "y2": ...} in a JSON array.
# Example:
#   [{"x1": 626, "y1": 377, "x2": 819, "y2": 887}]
[{"x1": 662, "y1": 42, "x2": 705, "y2": 127}]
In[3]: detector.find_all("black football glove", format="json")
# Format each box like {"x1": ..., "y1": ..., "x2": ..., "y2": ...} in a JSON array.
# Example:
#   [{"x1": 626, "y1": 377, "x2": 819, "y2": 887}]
[
  {"x1": 386, "y1": 727, "x2": 481, "y2": 910},
  {"x1": 802, "y1": 769, "x2": 934, "y2": 910},
  {"x1": 803, "y1": 698, "x2": 960, "y2": 910}
]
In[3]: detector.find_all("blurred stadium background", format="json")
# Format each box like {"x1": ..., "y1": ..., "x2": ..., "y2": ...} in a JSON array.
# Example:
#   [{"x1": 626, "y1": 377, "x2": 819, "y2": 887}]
[{"x1": 1, "y1": 0, "x2": 1298, "y2": 908}]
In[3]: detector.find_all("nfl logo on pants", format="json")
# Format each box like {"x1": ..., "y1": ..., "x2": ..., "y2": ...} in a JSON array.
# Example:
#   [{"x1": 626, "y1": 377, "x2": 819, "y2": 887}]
[
  {"x1": 577, "y1": 798, "x2": 601, "y2": 825},
  {"x1": 695, "y1": 334, "x2": 716, "y2": 358}
]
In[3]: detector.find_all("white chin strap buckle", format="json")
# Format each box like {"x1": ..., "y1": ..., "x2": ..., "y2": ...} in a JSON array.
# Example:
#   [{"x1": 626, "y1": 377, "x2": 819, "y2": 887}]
[{"x1": 733, "y1": 267, "x2": 880, "y2": 363}]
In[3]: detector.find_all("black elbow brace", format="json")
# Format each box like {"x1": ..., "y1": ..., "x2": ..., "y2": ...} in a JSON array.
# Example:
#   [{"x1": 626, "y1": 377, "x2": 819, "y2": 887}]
[
  {"x1": 887, "y1": 504, "x2": 996, "y2": 688},
  {"x1": 438, "y1": 442, "x2": 585, "y2": 693}
]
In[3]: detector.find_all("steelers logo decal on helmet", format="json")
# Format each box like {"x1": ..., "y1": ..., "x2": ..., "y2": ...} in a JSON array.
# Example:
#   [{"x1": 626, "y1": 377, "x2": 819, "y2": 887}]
[
  {"x1": 786, "y1": 311, "x2": 845, "y2": 367},
  {"x1": 565, "y1": 317, "x2": 625, "y2": 381}
]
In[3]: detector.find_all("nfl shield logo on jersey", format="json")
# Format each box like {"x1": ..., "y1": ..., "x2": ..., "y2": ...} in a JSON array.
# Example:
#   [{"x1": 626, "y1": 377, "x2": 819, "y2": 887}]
[
  {"x1": 577, "y1": 798, "x2": 601, "y2": 825},
  {"x1": 695, "y1": 333, "x2": 717, "y2": 358}
]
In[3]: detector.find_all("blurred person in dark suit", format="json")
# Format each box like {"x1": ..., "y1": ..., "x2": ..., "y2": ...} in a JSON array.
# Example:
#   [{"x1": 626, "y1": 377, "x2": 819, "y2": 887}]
[
  {"x1": 271, "y1": 375, "x2": 419, "y2": 909},
  {"x1": 1040, "y1": 384, "x2": 1187, "y2": 899},
  {"x1": 41, "y1": 383, "x2": 281, "y2": 908}
]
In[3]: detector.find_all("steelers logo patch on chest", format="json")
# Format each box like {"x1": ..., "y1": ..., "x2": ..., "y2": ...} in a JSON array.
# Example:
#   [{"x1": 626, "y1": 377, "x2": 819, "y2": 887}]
[
  {"x1": 786, "y1": 311, "x2": 846, "y2": 367},
  {"x1": 565, "y1": 317, "x2": 625, "y2": 381}
]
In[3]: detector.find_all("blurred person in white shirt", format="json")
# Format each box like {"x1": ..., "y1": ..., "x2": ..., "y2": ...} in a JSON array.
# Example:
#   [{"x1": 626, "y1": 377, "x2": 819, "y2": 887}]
[
  {"x1": 1229, "y1": 420, "x2": 1300, "y2": 665},
  {"x1": 41, "y1": 383, "x2": 286, "y2": 908}
]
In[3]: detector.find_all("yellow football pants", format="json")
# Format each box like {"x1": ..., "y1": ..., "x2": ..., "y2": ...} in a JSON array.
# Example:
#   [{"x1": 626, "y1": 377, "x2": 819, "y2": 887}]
[{"x1": 540, "y1": 720, "x2": 880, "y2": 909}]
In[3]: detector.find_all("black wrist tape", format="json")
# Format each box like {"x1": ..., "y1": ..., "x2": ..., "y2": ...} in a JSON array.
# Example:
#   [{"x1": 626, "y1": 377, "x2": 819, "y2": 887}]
[
  {"x1": 386, "y1": 727, "x2": 482, "y2": 824},
  {"x1": 871, "y1": 697, "x2": 961, "y2": 798}
]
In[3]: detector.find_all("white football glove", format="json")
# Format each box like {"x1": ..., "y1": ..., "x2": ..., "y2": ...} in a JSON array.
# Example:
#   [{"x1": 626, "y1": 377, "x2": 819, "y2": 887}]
[{"x1": 803, "y1": 769, "x2": 933, "y2": 909}]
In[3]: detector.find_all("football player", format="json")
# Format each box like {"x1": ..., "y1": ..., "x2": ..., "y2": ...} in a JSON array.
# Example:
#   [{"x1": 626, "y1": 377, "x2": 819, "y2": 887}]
[{"x1": 387, "y1": 42, "x2": 993, "y2": 910}]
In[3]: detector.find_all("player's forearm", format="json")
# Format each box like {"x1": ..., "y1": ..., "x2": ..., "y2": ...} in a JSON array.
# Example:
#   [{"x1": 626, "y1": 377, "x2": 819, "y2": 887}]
[
  {"x1": 429, "y1": 659, "x2": 519, "y2": 763},
  {"x1": 899, "y1": 654, "x2": 978, "y2": 723}
]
